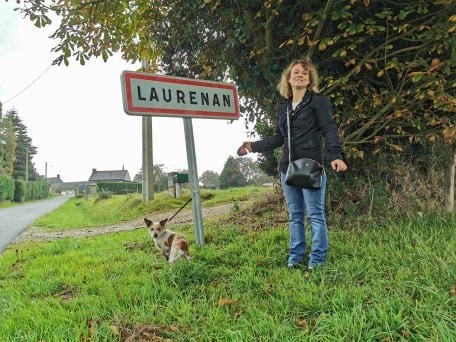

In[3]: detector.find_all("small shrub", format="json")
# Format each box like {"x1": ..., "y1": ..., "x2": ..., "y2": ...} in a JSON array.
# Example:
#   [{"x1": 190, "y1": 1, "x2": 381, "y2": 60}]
[
  {"x1": 200, "y1": 191, "x2": 215, "y2": 201},
  {"x1": 95, "y1": 190, "x2": 113, "y2": 202},
  {"x1": 230, "y1": 199, "x2": 240, "y2": 211}
]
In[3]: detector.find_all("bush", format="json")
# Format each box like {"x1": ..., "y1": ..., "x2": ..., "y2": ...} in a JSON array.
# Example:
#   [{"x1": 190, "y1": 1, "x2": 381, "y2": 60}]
[
  {"x1": 29, "y1": 180, "x2": 51, "y2": 200},
  {"x1": 0, "y1": 176, "x2": 15, "y2": 201},
  {"x1": 95, "y1": 190, "x2": 113, "y2": 202},
  {"x1": 326, "y1": 153, "x2": 444, "y2": 227},
  {"x1": 13, "y1": 179, "x2": 50, "y2": 202},
  {"x1": 14, "y1": 179, "x2": 27, "y2": 202},
  {"x1": 96, "y1": 182, "x2": 142, "y2": 195}
]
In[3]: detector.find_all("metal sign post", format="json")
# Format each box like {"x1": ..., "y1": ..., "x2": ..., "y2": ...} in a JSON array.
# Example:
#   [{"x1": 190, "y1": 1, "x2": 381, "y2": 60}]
[
  {"x1": 140, "y1": 60, "x2": 154, "y2": 201},
  {"x1": 183, "y1": 118, "x2": 204, "y2": 245},
  {"x1": 142, "y1": 115, "x2": 154, "y2": 201}
]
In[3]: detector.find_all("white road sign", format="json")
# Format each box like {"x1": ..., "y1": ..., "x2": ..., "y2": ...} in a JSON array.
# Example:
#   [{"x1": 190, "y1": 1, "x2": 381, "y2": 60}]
[{"x1": 121, "y1": 71, "x2": 240, "y2": 120}]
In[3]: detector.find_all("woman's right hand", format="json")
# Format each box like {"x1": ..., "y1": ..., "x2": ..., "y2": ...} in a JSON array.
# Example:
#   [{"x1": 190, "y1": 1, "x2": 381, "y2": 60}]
[{"x1": 236, "y1": 142, "x2": 252, "y2": 156}]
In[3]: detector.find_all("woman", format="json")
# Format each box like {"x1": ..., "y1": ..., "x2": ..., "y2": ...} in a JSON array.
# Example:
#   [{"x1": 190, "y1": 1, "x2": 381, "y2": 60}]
[{"x1": 237, "y1": 58, "x2": 347, "y2": 270}]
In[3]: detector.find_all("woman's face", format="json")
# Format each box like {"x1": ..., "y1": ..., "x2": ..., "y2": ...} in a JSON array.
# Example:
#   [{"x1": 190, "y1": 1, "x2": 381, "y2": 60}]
[{"x1": 288, "y1": 64, "x2": 310, "y2": 90}]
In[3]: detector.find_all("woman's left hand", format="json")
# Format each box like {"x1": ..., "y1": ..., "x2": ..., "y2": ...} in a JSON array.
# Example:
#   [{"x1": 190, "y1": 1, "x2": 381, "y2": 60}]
[{"x1": 331, "y1": 159, "x2": 347, "y2": 172}]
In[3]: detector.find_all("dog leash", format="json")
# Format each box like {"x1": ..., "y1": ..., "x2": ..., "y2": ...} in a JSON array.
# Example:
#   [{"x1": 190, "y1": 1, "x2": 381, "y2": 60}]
[{"x1": 167, "y1": 198, "x2": 193, "y2": 223}]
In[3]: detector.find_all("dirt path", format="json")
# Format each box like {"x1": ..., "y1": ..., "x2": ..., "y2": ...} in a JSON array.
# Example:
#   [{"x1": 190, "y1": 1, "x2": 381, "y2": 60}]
[{"x1": 14, "y1": 204, "x2": 234, "y2": 243}]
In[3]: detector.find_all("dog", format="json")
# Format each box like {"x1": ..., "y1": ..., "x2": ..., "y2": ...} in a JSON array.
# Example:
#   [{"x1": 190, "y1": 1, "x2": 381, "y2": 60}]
[{"x1": 144, "y1": 218, "x2": 190, "y2": 263}]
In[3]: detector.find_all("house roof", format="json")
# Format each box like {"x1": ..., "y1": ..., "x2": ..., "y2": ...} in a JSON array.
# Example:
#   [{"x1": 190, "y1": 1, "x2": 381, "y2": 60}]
[
  {"x1": 133, "y1": 173, "x2": 141, "y2": 182},
  {"x1": 47, "y1": 175, "x2": 64, "y2": 184},
  {"x1": 51, "y1": 181, "x2": 88, "y2": 191},
  {"x1": 89, "y1": 169, "x2": 131, "y2": 182}
]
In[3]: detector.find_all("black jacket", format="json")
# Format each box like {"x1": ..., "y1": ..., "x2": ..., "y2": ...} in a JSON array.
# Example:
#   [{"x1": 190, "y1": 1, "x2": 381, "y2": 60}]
[{"x1": 250, "y1": 90, "x2": 345, "y2": 174}]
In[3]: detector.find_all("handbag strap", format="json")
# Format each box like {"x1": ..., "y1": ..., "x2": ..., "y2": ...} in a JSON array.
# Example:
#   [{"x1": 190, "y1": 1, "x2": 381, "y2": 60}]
[{"x1": 286, "y1": 107, "x2": 294, "y2": 161}]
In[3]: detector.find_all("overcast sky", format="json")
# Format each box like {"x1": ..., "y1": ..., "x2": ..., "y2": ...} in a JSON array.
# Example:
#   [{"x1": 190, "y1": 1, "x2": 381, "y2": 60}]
[{"x1": 0, "y1": 2, "x2": 254, "y2": 182}]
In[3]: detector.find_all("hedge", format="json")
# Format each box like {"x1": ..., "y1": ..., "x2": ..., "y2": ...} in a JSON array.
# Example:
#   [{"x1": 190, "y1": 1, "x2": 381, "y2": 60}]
[
  {"x1": 0, "y1": 177, "x2": 50, "y2": 203},
  {"x1": 96, "y1": 182, "x2": 143, "y2": 195},
  {"x1": 0, "y1": 176, "x2": 15, "y2": 201},
  {"x1": 26, "y1": 180, "x2": 51, "y2": 201}
]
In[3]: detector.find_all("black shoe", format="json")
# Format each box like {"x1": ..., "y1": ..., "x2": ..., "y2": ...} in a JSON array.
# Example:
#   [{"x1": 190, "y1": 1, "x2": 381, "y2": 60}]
[{"x1": 287, "y1": 264, "x2": 300, "y2": 269}]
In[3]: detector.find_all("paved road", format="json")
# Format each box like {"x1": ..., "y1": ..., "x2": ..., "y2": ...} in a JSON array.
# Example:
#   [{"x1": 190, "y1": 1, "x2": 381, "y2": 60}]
[{"x1": 0, "y1": 195, "x2": 72, "y2": 254}]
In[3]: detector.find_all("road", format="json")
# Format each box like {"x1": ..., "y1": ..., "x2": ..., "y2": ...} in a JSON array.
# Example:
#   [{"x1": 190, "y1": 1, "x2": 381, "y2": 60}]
[{"x1": 0, "y1": 195, "x2": 72, "y2": 254}]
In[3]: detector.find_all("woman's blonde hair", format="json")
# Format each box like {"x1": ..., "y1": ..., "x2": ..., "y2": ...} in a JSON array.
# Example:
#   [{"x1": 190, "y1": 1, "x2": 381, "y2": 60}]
[{"x1": 277, "y1": 57, "x2": 320, "y2": 98}]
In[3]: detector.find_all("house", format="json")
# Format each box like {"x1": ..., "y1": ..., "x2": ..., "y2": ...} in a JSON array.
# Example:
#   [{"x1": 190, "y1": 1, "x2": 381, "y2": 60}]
[
  {"x1": 48, "y1": 168, "x2": 133, "y2": 196},
  {"x1": 133, "y1": 173, "x2": 142, "y2": 182},
  {"x1": 47, "y1": 175, "x2": 88, "y2": 194},
  {"x1": 47, "y1": 174, "x2": 64, "y2": 188},
  {"x1": 87, "y1": 168, "x2": 133, "y2": 194},
  {"x1": 89, "y1": 168, "x2": 131, "y2": 183}
]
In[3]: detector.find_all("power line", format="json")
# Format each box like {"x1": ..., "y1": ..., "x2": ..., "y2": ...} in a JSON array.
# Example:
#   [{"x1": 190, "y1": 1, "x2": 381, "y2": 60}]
[{"x1": 2, "y1": 64, "x2": 54, "y2": 104}]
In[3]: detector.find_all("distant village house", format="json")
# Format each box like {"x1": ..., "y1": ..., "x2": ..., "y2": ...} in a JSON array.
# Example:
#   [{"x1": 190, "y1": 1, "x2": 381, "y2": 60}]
[{"x1": 47, "y1": 167, "x2": 132, "y2": 195}]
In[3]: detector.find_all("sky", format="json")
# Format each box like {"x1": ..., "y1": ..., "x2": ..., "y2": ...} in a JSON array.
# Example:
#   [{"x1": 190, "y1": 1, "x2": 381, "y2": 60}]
[{"x1": 0, "y1": 2, "x2": 253, "y2": 182}]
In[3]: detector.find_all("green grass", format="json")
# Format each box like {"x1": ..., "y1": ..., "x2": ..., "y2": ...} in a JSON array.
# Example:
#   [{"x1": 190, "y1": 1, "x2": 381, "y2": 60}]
[
  {"x1": 0, "y1": 188, "x2": 455, "y2": 341},
  {"x1": 33, "y1": 186, "x2": 267, "y2": 229}
]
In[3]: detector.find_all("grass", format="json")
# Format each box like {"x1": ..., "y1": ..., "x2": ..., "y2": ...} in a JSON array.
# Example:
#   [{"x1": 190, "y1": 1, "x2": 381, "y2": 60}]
[
  {"x1": 0, "y1": 187, "x2": 455, "y2": 341},
  {"x1": 33, "y1": 186, "x2": 266, "y2": 229}
]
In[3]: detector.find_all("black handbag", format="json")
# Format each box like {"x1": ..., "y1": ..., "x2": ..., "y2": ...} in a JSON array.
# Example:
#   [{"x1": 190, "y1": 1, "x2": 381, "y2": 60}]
[{"x1": 285, "y1": 108, "x2": 323, "y2": 189}]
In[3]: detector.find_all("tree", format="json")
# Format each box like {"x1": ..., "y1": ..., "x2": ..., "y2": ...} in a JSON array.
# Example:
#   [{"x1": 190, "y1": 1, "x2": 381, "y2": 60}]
[
  {"x1": 136, "y1": 164, "x2": 169, "y2": 192},
  {"x1": 4, "y1": 109, "x2": 39, "y2": 180},
  {"x1": 152, "y1": 164, "x2": 169, "y2": 192},
  {"x1": 219, "y1": 156, "x2": 247, "y2": 189},
  {"x1": 2, "y1": 116, "x2": 16, "y2": 176},
  {"x1": 16, "y1": 1, "x2": 454, "y2": 150},
  {"x1": 237, "y1": 157, "x2": 275, "y2": 186},
  {"x1": 199, "y1": 170, "x2": 220, "y2": 189},
  {"x1": 14, "y1": 0, "x2": 456, "y2": 208}
]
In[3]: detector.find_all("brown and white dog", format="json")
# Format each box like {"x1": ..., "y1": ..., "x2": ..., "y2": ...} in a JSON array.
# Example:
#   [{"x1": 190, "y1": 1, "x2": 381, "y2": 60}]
[{"x1": 144, "y1": 218, "x2": 190, "y2": 263}]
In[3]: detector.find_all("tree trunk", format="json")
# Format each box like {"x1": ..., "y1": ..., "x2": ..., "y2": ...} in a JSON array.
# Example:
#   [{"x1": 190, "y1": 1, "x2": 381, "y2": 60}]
[{"x1": 444, "y1": 145, "x2": 455, "y2": 212}]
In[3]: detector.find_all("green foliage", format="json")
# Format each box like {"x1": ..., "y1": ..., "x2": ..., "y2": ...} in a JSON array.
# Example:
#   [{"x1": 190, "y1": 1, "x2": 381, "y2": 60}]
[
  {"x1": 153, "y1": 164, "x2": 171, "y2": 192},
  {"x1": 0, "y1": 114, "x2": 16, "y2": 176},
  {"x1": 96, "y1": 181, "x2": 142, "y2": 195},
  {"x1": 7, "y1": 1, "x2": 456, "y2": 208},
  {"x1": 0, "y1": 175, "x2": 15, "y2": 201},
  {"x1": 134, "y1": 164, "x2": 170, "y2": 192},
  {"x1": 33, "y1": 187, "x2": 269, "y2": 229},
  {"x1": 26, "y1": 180, "x2": 50, "y2": 201},
  {"x1": 5, "y1": 109, "x2": 39, "y2": 180},
  {"x1": 237, "y1": 156, "x2": 275, "y2": 185},
  {"x1": 199, "y1": 170, "x2": 220, "y2": 189},
  {"x1": 13, "y1": 0, "x2": 454, "y2": 180},
  {"x1": 95, "y1": 189, "x2": 113, "y2": 202},
  {"x1": 309, "y1": 1, "x2": 456, "y2": 159},
  {"x1": 13, "y1": 179, "x2": 26, "y2": 202},
  {"x1": 324, "y1": 152, "x2": 446, "y2": 229},
  {"x1": 12, "y1": 179, "x2": 50, "y2": 203},
  {"x1": 219, "y1": 156, "x2": 248, "y2": 189}
]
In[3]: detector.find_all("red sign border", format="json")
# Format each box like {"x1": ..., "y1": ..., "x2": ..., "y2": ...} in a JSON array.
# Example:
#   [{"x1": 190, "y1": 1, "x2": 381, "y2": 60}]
[{"x1": 121, "y1": 71, "x2": 240, "y2": 120}]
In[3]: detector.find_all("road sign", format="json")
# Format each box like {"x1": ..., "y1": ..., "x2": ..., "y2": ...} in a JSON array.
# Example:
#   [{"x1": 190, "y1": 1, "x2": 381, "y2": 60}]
[
  {"x1": 173, "y1": 173, "x2": 189, "y2": 184},
  {"x1": 121, "y1": 71, "x2": 240, "y2": 120}
]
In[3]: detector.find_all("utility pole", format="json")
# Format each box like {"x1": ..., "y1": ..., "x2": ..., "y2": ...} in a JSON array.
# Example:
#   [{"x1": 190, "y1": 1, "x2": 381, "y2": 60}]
[{"x1": 25, "y1": 147, "x2": 29, "y2": 182}]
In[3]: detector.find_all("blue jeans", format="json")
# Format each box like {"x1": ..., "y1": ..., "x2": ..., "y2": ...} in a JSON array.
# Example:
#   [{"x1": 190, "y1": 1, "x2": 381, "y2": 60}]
[{"x1": 280, "y1": 172, "x2": 328, "y2": 268}]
